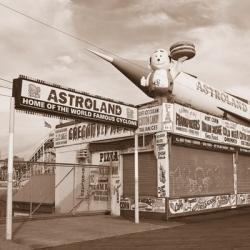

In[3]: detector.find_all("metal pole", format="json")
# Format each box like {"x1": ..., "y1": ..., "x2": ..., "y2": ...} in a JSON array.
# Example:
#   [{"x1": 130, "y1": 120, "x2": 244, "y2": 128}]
[
  {"x1": 134, "y1": 132, "x2": 139, "y2": 223},
  {"x1": 6, "y1": 97, "x2": 15, "y2": 240},
  {"x1": 43, "y1": 137, "x2": 45, "y2": 163},
  {"x1": 72, "y1": 165, "x2": 75, "y2": 215}
]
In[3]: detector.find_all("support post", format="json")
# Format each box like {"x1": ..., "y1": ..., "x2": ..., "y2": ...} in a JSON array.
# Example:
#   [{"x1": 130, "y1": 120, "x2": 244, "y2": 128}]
[
  {"x1": 72, "y1": 165, "x2": 76, "y2": 215},
  {"x1": 43, "y1": 138, "x2": 45, "y2": 163},
  {"x1": 134, "y1": 132, "x2": 139, "y2": 223},
  {"x1": 6, "y1": 97, "x2": 15, "y2": 240},
  {"x1": 233, "y1": 151, "x2": 238, "y2": 208}
]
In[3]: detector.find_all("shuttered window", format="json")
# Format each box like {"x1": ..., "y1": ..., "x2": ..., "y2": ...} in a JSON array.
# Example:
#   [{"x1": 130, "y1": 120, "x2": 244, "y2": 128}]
[
  {"x1": 170, "y1": 145, "x2": 234, "y2": 197},
  {"x1": 237, "y1": 154, "x2": 250, "y2": 193},
  {"x1": 123, "y1": 152, "x2": 157, "y2": 196}
]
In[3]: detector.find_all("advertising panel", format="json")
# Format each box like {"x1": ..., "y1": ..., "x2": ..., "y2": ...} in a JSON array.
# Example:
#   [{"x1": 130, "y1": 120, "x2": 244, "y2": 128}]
[
  {"x1": 155, "y1": 135, "x2": 169, "y2": 198},
  {"x1": 239, "y1": 125, "x2": 250, "y2": 148},
  {"x1": 237, "y1": 193, "x2": 250, "y2": 205},
  {"x1": 162, "y1": 103, "x2": 174, "y2": 131},
  {"x1": 169, "y1": 194, "x2": 236, "y2": 215},
  {"x1": 137, "y1": 105, "x2": 162, "y2": 134},
  {"x1": 200, "y1": 113, "x2": 223, "y2": 142},
  {"x1": 54, "y1": 122, "x2": 134, "y2": 147},
  {"x1": 173, "y1": 103, "x2": 250, "y2": 150},
  {"x1": 174, "y1": 104, "x2": 201, "y2": 138},
  {"x1": 78, "y1": 166, "x2": 109, "y2": 202},
  {"x1": 120, "y1": 196, "x2": 165, "y2": 213},
  {"x1": 155, "y1": 131, "x2": 168, "y2": 145},
  {"x1": 13, "y1": 76, "x2": 138, "y2": 128},
  {"x1": 91, "y1": 151, "x2": 121, "y2": 216},
  {"x1": 137, "y1": 103, "x2": 174, "y2": 134},
  {"x1": 222, "y1": 120, "x2": 240, "y2": 146}
]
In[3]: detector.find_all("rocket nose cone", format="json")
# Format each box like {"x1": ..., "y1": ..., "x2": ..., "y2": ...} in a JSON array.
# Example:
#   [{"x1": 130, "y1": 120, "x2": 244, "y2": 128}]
[{"x1": 86, "y1": 49, "x2": 114, "y2": 62}]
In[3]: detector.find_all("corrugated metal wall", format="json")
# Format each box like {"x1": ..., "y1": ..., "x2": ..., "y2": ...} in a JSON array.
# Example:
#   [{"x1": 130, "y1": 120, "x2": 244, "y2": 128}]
[
  {"x1": 169, "y1": 145, "x2": 234, "y2": 197},
  {"x1": 123, "y1": 152, "x2": 157, "y2": 196},
  {"x1": 237, "y1": 154, "x2": 250, "y2": 193}
]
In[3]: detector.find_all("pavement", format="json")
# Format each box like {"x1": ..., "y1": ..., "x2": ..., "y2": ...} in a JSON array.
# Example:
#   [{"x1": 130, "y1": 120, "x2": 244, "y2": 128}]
[
  {"x1": 0, "y1": 214, "x2": 183, "y2": 250},
  {"x1": 1, "y1": 207, "x2": 250, "y2": 249}
]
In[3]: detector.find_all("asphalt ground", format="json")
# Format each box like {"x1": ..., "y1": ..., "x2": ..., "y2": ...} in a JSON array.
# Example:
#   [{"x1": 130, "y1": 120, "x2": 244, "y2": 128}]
[{"x1": 1, "y1": 207, "x2": 250, "y2": 250}]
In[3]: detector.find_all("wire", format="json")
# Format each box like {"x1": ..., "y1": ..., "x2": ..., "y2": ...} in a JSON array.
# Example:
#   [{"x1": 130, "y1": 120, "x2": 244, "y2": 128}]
[
  {"x1": 0, "y1": 76, "x2": 12, "y2": 90},
  {"x1": 0, "y1": 85, "x2": 12, "y2": 89},
  {"x1": 0, "y1": 2, "x2": 149, "y2": 72},
  {"x1": 0, "y1": 93, "x2": 11, "y2": 98},
  {"x1": 0, "y1": 77, "x2": 12, "y2": 83}
]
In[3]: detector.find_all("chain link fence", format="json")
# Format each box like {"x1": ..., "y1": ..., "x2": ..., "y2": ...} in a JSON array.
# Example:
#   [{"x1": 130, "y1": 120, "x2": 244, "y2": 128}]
[{"x1": 0, "y1": 160, "x2": 111, "y2": 219}]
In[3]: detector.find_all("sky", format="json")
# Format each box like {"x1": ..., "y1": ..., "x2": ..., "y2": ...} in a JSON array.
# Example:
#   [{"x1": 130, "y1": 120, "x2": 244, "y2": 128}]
[{"x1": 1, "y1": 0, "x2": 250, "y2": 159}]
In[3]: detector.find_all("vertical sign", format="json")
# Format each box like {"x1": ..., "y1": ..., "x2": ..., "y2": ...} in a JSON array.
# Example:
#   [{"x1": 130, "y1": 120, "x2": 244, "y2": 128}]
[
  {"x1": 162, "y1": 103, "x2": 174, "y2": 131},
  {"x1": 155, "y1": 131, "x2": 169, "y2": 197}
]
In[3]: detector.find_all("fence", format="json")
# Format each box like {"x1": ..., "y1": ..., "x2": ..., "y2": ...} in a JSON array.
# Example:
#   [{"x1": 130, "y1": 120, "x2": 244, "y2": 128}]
[{"x1": 0, "y1": 160, "x2": 111, "y2": 219}]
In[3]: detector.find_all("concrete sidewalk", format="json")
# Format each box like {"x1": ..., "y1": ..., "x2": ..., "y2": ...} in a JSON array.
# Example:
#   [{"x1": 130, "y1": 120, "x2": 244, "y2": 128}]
[{"x1": 0, "y1": 214, "x2": 183, "y2": 249}]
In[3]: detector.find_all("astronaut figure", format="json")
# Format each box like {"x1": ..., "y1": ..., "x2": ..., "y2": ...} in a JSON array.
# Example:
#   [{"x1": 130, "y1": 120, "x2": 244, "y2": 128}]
[
  {"x1": 148, "y1": 49, "x2": 169, "y2": 88},
  {"x1": 140, "y1": 48, "x2": 187, "y2": 100}
]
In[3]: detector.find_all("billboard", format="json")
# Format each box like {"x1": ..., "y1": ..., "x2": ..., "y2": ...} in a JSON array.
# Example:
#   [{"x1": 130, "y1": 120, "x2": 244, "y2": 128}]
[
  {"x1": 13, "y1": 76, "x2": 138, "y2": 128},
  {"x1": 173, "y1": 103, "x2": 250, "y2": 149}
]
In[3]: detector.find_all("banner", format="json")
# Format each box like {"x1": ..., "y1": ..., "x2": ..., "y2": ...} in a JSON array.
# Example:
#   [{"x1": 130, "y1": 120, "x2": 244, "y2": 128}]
[{"x1": 13, "y1": 76, "x2": 138, "y2": 128}]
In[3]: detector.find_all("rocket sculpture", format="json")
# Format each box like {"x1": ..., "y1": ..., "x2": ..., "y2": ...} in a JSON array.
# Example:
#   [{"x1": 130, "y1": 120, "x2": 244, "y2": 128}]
[
  {"x1": 88, "y1": 42, "x2": 250, "y2": 125},
  {"x1": 88, "y1": 41, "x2": 195, "y2": 101}
]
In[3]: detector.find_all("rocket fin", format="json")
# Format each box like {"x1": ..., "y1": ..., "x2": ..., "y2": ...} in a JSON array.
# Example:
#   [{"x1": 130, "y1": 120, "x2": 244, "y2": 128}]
[{"x1": 217, "y1": 107, "x2": 250, "y2": 126}]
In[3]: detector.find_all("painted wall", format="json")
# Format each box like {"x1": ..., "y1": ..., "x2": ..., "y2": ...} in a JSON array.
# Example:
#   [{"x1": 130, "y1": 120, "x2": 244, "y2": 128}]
[{"x1": 55, "y1": 144, "x2": 80, "y2": 213}]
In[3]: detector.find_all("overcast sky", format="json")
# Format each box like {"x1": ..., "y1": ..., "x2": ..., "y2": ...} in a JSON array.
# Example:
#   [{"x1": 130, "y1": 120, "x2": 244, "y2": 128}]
[{"x1": 1, "y1": 0, "x2": 250, "y2": 159}]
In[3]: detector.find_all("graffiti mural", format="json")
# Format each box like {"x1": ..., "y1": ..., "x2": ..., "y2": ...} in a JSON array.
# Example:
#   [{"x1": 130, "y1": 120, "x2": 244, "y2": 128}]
[
  {"x1": 170, "y1": 147, "x2": 234, "y2": 197},
  {"x1": 120, "y1": 196, "x2": 165, "y2": 213},
  {"x1": 169, "y1": 194, "x2": 236, "y2": 214}
]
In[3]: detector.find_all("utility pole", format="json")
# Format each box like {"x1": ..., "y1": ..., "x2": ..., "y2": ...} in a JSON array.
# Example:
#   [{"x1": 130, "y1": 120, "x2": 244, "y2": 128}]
[
  {"x1": 134, "y1": 132, "x2": 139, "y2": 223},
  {"x1": 6, "y1": 97, "x2": 15, "y2": 240}
]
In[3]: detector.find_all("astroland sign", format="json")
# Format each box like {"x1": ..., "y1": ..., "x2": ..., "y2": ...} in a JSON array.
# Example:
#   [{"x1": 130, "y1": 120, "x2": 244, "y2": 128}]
[{"x1": 13, "y1": 76, "x2": 138, "y2": 128}]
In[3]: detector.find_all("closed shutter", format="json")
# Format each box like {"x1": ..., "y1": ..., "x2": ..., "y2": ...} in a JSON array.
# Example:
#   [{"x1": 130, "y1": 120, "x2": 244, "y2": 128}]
[
  {"x1": 123, "y1": 152, "x2": 157, "y2": 196},
  {"x1": 237, "y1": 154, "x2": 250, "y2": 193},
  {"x1": 170, "y1": 145, "x2": 234, "y2": 197}
]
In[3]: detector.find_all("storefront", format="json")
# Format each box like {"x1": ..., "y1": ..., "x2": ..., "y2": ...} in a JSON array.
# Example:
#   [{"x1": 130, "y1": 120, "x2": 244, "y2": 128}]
[{"x1": 54, "y1": 101, "x2": 250, "y2": 219}]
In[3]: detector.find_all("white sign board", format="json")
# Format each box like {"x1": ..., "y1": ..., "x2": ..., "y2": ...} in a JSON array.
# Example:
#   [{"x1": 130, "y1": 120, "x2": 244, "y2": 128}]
[
  {"x1": 137, "y1": 105, "x2": 162, "y2": 134},
  {"x1": 155, "y1": 131, "x2": 168, "y2": 145},
  {"x1": 137, "y1": 103, "x2": 174, "y2": 134},
  {"x1": 173, "y1": 103, "x2": 250, "y2": 149},
  {"x1": 13, "y1": 77, "x2": 138, "y2": 128}
]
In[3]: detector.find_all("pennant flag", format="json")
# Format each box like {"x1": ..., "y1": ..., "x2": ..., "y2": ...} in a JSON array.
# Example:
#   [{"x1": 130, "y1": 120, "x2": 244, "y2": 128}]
[{"x1": 44, "y1": 120, "x2": 52, "y2": 129}]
